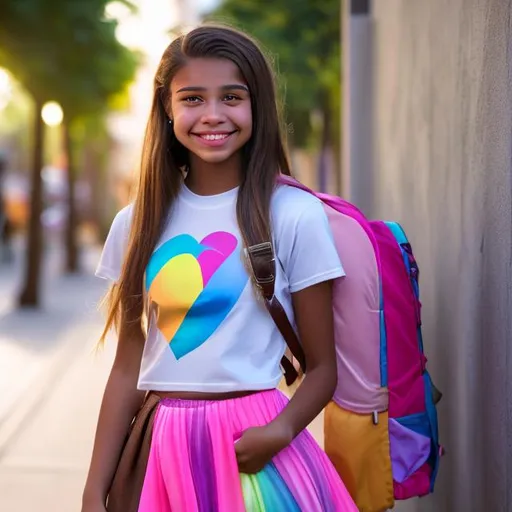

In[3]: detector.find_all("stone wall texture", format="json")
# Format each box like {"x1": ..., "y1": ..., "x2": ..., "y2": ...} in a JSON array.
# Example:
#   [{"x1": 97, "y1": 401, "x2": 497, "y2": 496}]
[{"x1": 367, "y1": 1, "x2": 512, "y2": 510}]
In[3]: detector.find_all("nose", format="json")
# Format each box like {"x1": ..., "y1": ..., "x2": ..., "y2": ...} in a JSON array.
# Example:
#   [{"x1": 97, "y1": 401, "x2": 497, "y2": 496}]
[{"x1": 200, "y1": 100, "x2": 226, "y2": 125}]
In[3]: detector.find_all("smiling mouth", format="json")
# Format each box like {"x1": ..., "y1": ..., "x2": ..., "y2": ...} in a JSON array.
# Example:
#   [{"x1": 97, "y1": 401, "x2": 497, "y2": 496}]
[
  {"x1": 202, "y1": 133, "x2": 229, "y2": 141},
  {"x1": 194, "y1": 132, "x2": 235, "y2": 141},
  {"x1": 192, "y1": 131, "x2": 236, "y2": 147}
]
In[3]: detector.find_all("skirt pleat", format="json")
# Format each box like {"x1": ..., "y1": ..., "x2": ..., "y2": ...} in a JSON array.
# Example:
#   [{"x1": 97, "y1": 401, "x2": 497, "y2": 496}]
[{"x1": 137, "y1": 389, "x2": 357, "y2": 512}]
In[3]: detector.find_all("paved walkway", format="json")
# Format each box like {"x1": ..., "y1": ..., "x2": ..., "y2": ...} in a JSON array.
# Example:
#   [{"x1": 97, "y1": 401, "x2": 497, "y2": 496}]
[
  {"x1": 0, "y1": 242, "x2": 106, "y2": 427},
  {"x1": 0, "y1": 242, "x2": 114, "y2": 511}
]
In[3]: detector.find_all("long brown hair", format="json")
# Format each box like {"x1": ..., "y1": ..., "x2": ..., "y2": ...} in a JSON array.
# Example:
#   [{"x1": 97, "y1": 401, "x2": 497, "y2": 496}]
[{"x1": 100, "y1": 24, "x2": 292, "y2": 340}]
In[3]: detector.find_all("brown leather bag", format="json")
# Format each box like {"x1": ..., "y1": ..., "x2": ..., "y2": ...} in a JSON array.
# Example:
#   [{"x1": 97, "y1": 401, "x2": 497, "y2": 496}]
[{"x1": 106, "y1": 392, "x2": 161, "y2": 512}]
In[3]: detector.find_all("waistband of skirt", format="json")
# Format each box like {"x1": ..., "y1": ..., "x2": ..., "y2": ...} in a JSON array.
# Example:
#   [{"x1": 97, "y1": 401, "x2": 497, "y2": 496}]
[{"x1": 148, "y1": 388, "x2": 281, "y2": 408}]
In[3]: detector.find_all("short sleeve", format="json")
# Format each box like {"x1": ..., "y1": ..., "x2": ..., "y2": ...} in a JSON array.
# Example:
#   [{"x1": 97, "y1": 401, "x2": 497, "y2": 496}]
[
  {"x1": 276, "y1": 196, "x2": 345, "y2": 293},
  {"x1": 95, "y1": 205, "x2": 132, "y2": 283}
]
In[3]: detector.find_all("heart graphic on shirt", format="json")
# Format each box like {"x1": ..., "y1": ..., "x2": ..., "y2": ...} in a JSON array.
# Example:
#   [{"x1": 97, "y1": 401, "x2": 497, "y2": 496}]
[{"x1": 145, "y1": 232, "x2": 248, "y2": 359}]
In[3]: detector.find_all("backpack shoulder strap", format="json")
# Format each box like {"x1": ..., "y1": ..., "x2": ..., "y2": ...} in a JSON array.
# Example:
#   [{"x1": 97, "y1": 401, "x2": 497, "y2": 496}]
[{"x1": 247, "y1": 241, "x2": 306, "y2": 385}]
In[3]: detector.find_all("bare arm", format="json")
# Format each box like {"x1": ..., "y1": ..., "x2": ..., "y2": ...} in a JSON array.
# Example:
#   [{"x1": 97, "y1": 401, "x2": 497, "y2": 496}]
[
  {"x1": 235, "y1": 280, "x2": 337, "y2": 473},
  {"x1": 271, "y1": 280, "x2": 337, "y2": 438},
  {"x1": 82, "y1": 320, "x2": 146, "y2": 509}
]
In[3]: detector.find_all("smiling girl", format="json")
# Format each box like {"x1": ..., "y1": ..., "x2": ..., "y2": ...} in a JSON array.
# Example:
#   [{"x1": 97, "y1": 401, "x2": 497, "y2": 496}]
[{"x1": 82, "y1": 25, "x2": 357, "y2": 511}]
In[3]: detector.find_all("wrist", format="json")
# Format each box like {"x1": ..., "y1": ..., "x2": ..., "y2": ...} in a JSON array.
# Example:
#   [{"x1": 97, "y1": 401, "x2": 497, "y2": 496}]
[
  {"x1": 82, "y1": 486, "x2": 107, "y2": 507},
  {"x1": 267, "y1": 416, "x2": 295, "y2": 445}
]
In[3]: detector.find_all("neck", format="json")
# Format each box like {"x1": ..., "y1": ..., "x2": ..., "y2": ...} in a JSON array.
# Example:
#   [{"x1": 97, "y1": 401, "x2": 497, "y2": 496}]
[{"x1": 186, "y1": 152, "x2": 242, "y2": 196}]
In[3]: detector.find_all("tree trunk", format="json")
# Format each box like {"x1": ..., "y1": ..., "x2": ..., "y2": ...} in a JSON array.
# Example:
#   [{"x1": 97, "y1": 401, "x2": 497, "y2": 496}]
[
  {"x1": 19, "y1": 98, "x2": 44, "y2": 307},
  {"x1": 64, "y1": 120, "x2": 79, "y2": 273}
]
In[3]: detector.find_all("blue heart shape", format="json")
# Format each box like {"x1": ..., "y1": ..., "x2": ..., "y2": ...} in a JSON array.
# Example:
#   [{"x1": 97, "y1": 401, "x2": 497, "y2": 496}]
[{"x1": 146, "y1": 233, "x2": 249, "y2": 359}]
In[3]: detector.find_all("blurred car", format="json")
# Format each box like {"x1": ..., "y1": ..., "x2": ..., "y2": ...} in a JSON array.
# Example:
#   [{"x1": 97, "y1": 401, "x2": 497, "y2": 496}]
[{"x1": 1, "y1": 166, "x2": 91, "y2": 233}]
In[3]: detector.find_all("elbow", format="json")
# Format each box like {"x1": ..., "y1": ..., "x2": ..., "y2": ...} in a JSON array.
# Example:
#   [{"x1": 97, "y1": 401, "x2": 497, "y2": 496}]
[
  {"x1": 323, "y1": 356, "x2": 338, "y2": 393},
  {"x1": 309, "y1": 358, "x2": 337, "y2": 401},
  {"x1": 325, "y1": 364, "x2": 338, "y2": 398}
]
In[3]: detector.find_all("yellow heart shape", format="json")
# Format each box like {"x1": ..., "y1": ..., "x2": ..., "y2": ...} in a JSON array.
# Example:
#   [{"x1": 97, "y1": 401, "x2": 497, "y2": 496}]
[{"x1": 149, "y1": 254, "x2": 203, "y2": 342}]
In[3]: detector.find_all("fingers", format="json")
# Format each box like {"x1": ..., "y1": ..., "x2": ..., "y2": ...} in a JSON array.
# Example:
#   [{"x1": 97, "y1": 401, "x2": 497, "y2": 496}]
[
  {"x1": 236, "y1": 450, "x2": 253, "y2": 473},
  {"x1": 237, "y1": 458, "x2": 263, "y2": 475},
  {"x1": 236, "y1": 447, "x2": 265, "y2": 474}
]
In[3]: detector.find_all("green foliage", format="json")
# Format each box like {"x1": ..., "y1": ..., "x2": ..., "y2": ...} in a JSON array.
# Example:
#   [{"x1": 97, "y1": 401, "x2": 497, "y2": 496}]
[
  {"x1": 0, "y1": 0, "x2": 138, "y2": 117},
  {"x1": 208, "y1": 0, "x2": 341, "y2": 148},
  {"x1": 0, "y1": 0, "x2": 139, "y2": 180}
]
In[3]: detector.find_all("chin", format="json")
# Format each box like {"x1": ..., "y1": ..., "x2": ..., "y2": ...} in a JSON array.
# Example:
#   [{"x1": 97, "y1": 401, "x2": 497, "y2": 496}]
[{"x1": 196, "y1": 150, "x2": 236, "y2": 164}]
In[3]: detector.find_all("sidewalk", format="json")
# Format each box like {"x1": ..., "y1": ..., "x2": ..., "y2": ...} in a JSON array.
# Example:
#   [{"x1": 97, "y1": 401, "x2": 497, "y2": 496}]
[
  {"x1": 0, "y1": 242, "x2": 114, "y2": 511},
  {"x1": 0, "y1": 242, "x2": 106, "y2": 429}
]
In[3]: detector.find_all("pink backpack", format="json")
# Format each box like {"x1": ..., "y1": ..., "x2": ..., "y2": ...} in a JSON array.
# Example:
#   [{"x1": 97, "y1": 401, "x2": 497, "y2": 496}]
[{"x1": 248, "y1": 175, "x2": 443, "y2": 505}]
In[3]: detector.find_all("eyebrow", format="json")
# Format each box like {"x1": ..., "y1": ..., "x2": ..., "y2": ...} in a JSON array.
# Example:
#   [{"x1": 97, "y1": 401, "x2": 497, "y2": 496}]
[{"x1": 176, "y1": 84, "x2": 249, "y2": 93}]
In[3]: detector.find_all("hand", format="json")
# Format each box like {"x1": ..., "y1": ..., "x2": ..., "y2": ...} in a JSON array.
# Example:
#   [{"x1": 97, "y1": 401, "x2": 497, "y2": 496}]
[{"x1": 235, "y1": 421, "x2": 293, "y2": 474}]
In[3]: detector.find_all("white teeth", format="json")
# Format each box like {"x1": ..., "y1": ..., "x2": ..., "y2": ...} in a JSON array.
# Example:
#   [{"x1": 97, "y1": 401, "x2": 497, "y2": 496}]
[{"x1": 201, "y1": 134, "x2": 228, "y2": 141}]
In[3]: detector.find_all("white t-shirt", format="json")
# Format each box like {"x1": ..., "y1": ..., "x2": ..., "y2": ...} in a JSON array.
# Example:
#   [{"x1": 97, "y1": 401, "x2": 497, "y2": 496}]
[{"x1": 96, "y1": 182, "x2": 344, "y2": 392}]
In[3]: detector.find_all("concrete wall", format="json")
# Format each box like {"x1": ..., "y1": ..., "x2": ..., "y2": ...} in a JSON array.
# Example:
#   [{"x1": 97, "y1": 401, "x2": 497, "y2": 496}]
[{"x1": 357, "y1": 2, "x2": 512, "y2": 511}]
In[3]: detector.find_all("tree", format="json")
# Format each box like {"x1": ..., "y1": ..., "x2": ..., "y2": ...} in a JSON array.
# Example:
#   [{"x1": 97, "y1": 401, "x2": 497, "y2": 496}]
[
  {"x1": 1, "y1": 3, "x2": 60, "y2": 306},
  {"x1": 208, "y1": 0, "x2": 342, "y2": 192},
  {"x1": 53, "y1": 4, "x2": 137, "y2": 273},
  {"x1": 0, "y1": 0, "x2": 137, "y2": 305}
]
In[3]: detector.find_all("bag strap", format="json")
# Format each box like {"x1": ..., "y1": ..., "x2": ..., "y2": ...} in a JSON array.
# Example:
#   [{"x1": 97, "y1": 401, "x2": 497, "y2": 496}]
[{"x1": 247, "y1": 242, "x2": 306, "y2": 385}]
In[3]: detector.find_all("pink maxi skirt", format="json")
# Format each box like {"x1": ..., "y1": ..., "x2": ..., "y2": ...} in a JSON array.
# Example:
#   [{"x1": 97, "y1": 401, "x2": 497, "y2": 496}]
[{"x1": 133, "y1": 389, "x2": 357, "y2": 511}]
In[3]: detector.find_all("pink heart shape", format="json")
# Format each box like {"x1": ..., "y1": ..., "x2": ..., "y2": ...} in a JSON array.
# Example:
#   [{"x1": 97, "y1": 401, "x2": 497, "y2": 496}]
[{"x1": 197, "y1": 232, "x2": 238, "y2": 286}]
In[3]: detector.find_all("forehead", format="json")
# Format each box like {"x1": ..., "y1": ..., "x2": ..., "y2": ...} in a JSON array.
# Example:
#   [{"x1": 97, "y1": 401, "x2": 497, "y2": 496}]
[{"x1": 171, "y1": 58, "x2": 246, "y2": 91}]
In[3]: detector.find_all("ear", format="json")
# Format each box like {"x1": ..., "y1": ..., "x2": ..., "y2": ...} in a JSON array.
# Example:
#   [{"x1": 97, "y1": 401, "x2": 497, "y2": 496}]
[{"x1": 166, "y1": 107, "x2": 173, "y2": 124}]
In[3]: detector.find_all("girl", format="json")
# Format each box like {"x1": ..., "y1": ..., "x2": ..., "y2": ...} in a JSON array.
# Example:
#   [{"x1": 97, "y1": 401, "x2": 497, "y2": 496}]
[{"x1": 82, "y1": 24, "x2": 357, "y2": 512}]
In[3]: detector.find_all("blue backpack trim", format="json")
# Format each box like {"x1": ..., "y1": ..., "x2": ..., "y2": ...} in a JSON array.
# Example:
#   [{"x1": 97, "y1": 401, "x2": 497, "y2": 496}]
[
  {"x1": 379, "y1": 278, "x2": 388, "y2": 387},
  {"x1": 384, "y1": 221, "x2": 441, "y2": 492}
]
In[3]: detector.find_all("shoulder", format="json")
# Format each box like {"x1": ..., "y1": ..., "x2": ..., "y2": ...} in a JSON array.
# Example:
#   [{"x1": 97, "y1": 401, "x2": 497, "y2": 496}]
[
  {"x1": 106, "y1": 203, "x2": 134, "y2": 241},
  {"x1": 114, "y1": 203, "x2": 134, "y2": 222},
  {"x1": 96, "y1": 204, "x2": 135, "y2": 281},
  {"x1": 112, "y1": 203, "x2": 134, "y2": 228},
  {"x1": 270, "y1": 183, "x2": 343, "y2": 288},
  {"x1": 271, "y1": 184, "x2": 326, "y2": 229}
]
